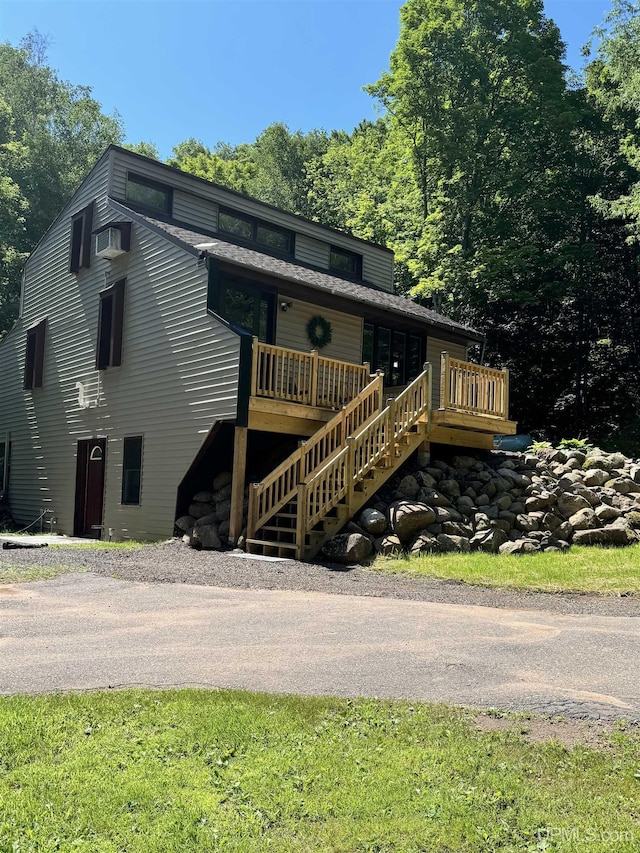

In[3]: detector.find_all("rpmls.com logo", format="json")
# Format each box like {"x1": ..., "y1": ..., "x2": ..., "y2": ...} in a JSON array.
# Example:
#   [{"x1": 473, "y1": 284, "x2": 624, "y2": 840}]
[{"x1": 538, "y1": 827, "x2": 635, "y2": 844}]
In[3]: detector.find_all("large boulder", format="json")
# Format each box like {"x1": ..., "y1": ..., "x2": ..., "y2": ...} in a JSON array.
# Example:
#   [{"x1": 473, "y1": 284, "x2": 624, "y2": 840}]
[
  {"x1": 358, "y1": 507, "x2": 387, "y2": 536},
  {"x1": 189, "y1": 501, "x2": 215, "y2": 520},
  {"x1": 397, "y1": 475, "x2": 420, "y2": 499},
  {"x1": 322, "y1": 533, "x2": 372, "y2": 564},
  {"x1": 409, "y1": 531, "x2": 438, "y2": 554},
  {"x1": 388, "y1": 501, "x2": 437, "y2": 544},
  {"x1": 190, "y1": 523, "x2": 221, "y2": 550},
  {"x1": 374, "y1": 534, "x2": 404, "y2": 555},
  {"x1": 213, "y1": 471, "x2": 233, "y2": 490},
  {"x1": 499, "y1": 539, "x2": 541, "y2": 555},
  {"x1": 568, "y1": 507, "x2": 599, "y2": 531},
  {"x1": 557, "y1": 493, "x2": 591, "y2": 519},
  {"x1": 572, "y1": 526, "x2": 630, "y2": 546},
  {"x1": 175, "y1": 514, "x2": 195, "y2": 532},
  {"x1": 471, "y1": 528, "x2": 509, "y2": 553},
  {"x1": 582, "y1": 468, "x2": 610, "y2": 487},
  {"x1": 436, "y1": 533, "x2": 471, "y2": 553}
]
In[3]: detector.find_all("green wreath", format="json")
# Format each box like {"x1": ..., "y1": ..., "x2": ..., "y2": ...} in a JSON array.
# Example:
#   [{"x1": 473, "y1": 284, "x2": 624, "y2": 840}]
[{"x1": 306, "y1": 315, "x2": 332, "y2": 349}]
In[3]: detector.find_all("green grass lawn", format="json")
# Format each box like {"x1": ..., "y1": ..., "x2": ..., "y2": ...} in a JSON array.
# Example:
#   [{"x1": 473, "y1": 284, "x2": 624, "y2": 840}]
[
  {"x1": 0, "y1": 690, "x2": 638, "y2": 852},
  {"x1": 0, "y1": 563, "x2": 83, "y2": 584},
  {"x1": 370, "y1": 543, "x2": 640, "y2": 595}
]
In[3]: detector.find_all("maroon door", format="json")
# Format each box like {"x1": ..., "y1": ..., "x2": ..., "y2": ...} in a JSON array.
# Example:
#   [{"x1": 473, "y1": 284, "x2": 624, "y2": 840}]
[{"x1": 74, "y1": 438, "x2": 106, "y2": 538}]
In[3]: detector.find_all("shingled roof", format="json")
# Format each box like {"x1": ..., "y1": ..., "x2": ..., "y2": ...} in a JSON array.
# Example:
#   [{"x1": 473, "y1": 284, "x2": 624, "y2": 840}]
[{"x1": 110, "y1": 200, "x2": 482, "y2": 342}]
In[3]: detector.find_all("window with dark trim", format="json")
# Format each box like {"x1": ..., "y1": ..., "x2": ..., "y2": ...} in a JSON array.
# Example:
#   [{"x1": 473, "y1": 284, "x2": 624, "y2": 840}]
[
  {"x1": 218, "y1": 206, "x2": 294, "y2": 256},
  {"x1": 96, "y1": 279, "x2": 126, "y2": 369},
  {"x1": 363, "y1": 322, "x2": 425, "y2": 386},
  {"x1": 125, "y1": 173, "x2": 172, "y2": 216},
  {"x1": 0, "y1": 437, "x2": 11, "y2": 495},
  {"x1": 208, "y1": 266, "x2": 275, "y2": 343},
  {"x1": 330, "y1": 245, "x2": 362, "y2": 279},
  {"x1": 69, "y1": 202, "x2": 94, "y2": 273},
  {"x1": 24, "y1": 319, "x2": 46, "y2": 389},
  {"x1": 121, "y1": 436, "x2": 143, "y2": 505}
]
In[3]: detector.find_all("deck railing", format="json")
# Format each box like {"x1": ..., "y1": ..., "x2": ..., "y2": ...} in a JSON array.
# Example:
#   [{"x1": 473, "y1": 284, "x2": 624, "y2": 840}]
[
  {"x1": 301, "y1": 365, "x2": 432, "y2": 531},
  {"x1": 440, "y1": 353, "x2": 509, "y2": 420},
  {"x1": 250, "y1": 338, "x2": 370, "y2": 410},
  {"x1": 247, "y1": 372, "x2": 384, "y2": 537}
]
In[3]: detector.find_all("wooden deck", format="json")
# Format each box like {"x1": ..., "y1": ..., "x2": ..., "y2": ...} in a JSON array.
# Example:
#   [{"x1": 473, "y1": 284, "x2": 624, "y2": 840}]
[{"x1": 240, "y1": 342, "x2": 517, "y2": 559}]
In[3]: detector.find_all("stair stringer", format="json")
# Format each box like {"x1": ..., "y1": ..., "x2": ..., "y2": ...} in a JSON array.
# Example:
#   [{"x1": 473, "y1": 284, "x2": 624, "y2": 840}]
[{"x1": 301, "y1": 422, "x2": 428, "y2": 560}]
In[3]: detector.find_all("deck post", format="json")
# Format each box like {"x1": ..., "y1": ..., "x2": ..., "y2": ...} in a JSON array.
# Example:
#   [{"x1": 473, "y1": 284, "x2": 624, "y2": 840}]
[
  {"x1": 440, "y1": 352, "x2": 449, "y2": 409},
  {"x1": 309, "y1": 350, "x2": 319, "y2": 407},
  {"x1": 228, "y1": 425, "x2": 248, "y2": 545},
  {"x1": 250, "y1": 337, "x2": 259, "y2": 396}
]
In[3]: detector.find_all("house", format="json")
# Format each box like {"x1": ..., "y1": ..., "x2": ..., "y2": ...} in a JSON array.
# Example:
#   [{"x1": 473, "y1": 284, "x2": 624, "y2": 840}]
[{"x1": 0, "y1": 145, "x2": 516, "y2": 558}]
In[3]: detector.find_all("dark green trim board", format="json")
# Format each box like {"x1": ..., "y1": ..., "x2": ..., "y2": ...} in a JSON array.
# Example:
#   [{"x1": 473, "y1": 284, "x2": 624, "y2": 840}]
[{"x1": 236, "y1": 333, "x2": 253, "y2": 428}]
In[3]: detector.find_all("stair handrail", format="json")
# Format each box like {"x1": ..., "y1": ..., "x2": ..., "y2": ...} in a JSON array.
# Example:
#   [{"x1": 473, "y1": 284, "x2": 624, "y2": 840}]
[
  {"x1": 300, "y1": 365, "x2": 432, "y2": 532},
  {"x1": 247, "y1": 372, "x2": 384, "y2": 538}
]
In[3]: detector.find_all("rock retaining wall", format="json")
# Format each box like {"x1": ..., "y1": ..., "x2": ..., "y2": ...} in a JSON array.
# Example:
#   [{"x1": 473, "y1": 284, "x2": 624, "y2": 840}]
[{"x1": 322, "y1": 446, "x2": 640, "y2": 563}]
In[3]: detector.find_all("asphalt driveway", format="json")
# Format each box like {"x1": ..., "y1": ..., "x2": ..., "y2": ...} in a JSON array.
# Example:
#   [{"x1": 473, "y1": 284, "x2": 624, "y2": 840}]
[{"x1": 1, "y1": 572, "x2": 638, "y2": 720}]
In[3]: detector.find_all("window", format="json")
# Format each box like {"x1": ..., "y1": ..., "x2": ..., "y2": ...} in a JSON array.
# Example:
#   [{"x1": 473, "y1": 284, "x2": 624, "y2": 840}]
[
  {"x1": 330, "y1": 246, "x2": 362, "y2": 279},
  {"x1": 363, "y1": 323, "x2": 425, "y2": 386},
  {"x1": 218, "y1": 206, "x2": 294, "y2": 256},
  {"x1": 24, "y1": 319, "x2": 46, "y2": 389},
  {"x1": 96, "y1": 280, "x2": 125, "y2": 369},
  {"x1": 125, "y1": 173, "x2": 172, "y2": 216},
  {"x1": 122, "y1": 436, "x2": 143, "y2": 505},
  {"x1": 69, "y1": 202, "x2": 94, "y2": 273},
  {"x1": 0, "y1": 437, "x2": 11, "y2": 496},
  {"x1": 219, "y1": 278, "x2": 274, "y2": 341}
]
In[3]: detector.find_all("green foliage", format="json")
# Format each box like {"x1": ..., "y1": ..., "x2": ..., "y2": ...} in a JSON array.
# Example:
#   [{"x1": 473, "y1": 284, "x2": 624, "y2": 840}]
[
  {"x1": 1, "y1": 689, "x2": 638, "y2": 851},
  {"x1": 558, "y1": 437, "x2": 593, "y2": 451},
  {"x1": 0, "y1": 30, "x2": 123, "y2": 335},
  {"x1": 529, "y1": 440, "x2": 552, "y2": 452}
]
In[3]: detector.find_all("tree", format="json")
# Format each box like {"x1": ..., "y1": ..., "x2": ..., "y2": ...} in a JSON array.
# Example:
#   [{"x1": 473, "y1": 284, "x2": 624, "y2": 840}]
[
  {"x1": 0, "y1": 31, "x2": 123, "y2": 334},
  {"x1": 124, "y1": 141, "x2": 161, "y2": 160}
]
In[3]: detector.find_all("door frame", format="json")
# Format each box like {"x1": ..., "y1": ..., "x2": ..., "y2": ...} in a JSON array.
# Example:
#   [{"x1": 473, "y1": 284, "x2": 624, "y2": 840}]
[{"x1": 73, "y1": 437, "x2": 107, "y2": 538}]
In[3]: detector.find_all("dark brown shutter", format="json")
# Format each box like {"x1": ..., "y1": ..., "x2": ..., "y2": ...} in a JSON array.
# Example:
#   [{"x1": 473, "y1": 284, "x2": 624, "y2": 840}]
[
  {"x1": 111, "y1": 279, "x2": 125, "y2": 367},
  {"x1": 81, "y1": 201, "x2": 94, "y2": 269},
  {"x1": 69, "y1": 217, "x2": 84, "y2": 273},
  {"x1": 24, "y1": 331, "x2": 36, "y2": 389},
  {"x1": 33, "y1": 320, "x2": 46, "y2": 387}
]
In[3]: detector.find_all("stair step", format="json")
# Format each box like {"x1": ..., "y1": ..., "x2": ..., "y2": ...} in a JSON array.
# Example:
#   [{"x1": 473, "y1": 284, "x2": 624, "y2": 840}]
[
  {"x1": 261, "y1": 526, "x2": 296, "y2": 537},
  {"x1": 245, "y1": 538, "x2": 298, "y2": 552}
]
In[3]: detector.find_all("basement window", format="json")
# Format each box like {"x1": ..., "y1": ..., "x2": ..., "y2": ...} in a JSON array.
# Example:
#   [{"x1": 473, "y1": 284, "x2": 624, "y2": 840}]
[
  {"x1": 24, "y1": 319, "x2": 46, "y2": 389},
  {"x1": 96, "y1": 279, "x2": 126, "y2": 369},
  {"x1": 122, "y1": 436, "x2": 143, "y2": 505}
]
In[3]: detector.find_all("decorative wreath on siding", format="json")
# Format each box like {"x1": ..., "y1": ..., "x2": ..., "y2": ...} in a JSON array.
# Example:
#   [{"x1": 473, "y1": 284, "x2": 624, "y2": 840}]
[{"x1": 306, "y1": 315, "x2": 332, "y2": 349}]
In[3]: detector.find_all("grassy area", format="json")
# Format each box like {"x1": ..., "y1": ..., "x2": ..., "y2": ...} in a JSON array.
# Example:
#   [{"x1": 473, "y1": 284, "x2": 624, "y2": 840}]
[
  {"x1": 370, "y1": 543, "x2": 640, "y2": 595},
  {"x1": 0, "y1": 563, "x2": 82, "y2": 584},
  {"x1": 48, "y1": 539, "x2": 152, "y2": 550},
  {"x1": 0, "y1": 690, "x2": 638, "y2": 852}
]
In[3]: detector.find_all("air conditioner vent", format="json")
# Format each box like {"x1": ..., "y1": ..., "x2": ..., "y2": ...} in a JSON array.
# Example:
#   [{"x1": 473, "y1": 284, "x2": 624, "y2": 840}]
[{"x1": 95, "y1": 227, "x2": 127, "y2": 259}]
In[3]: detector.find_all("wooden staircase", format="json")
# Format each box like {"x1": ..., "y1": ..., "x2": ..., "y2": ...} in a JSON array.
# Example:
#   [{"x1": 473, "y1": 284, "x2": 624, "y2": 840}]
[{"x1": 246, "y1": 365, "x2": 432, "y2": 560}]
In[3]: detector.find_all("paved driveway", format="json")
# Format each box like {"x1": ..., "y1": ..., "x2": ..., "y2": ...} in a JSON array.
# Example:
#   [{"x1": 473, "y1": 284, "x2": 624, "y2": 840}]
[{"x1": 1, "y1": 572, "x2": 638, "y2": 719}]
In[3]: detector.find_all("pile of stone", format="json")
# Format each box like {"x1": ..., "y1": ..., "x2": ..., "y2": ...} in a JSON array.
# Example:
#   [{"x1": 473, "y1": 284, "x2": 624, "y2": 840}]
[
  {"x1": 175, "y1": 472, "x2": 246, "y2": 550},
  {"x1": 322, "y1": 446, "x2": 640, "y2": 564}
]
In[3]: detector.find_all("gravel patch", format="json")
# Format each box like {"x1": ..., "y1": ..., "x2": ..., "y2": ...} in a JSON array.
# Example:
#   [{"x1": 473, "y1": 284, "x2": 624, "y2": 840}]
[{"x1": 1, "y1": 539, "x2": 639, "y2": 616}]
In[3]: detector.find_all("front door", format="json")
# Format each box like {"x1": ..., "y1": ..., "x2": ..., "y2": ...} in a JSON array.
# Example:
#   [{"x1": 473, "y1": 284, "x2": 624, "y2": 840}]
[{"x1": 74, "y1": 438, "x2": 106, "y2": 538}]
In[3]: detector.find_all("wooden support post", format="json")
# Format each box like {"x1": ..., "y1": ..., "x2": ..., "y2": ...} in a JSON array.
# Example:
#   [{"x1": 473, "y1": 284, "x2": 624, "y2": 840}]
[
  {"x1": 346, "y1": 436, "x2": 355, "y2": 510},
  {"x1": 417, "y1": 440, "x2": 431, "y2": 467},
  {"x1": 440, "y1": 352, "x2": 449, "y2": 410},
  {"x1": 228, "y1": 425, "x2": 248, "y2": 545},
  {"x1": 309, "y1": 350, "x2": 319, "y2": 407},
  {"x1": 250, "y1": 337, "x2": 259, "y2": 396}
]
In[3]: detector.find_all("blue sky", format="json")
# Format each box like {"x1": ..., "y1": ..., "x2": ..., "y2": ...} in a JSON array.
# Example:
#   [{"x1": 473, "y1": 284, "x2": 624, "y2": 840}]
[{"x1": 1, "y1": 0, "x2": 612, "y2": 160}]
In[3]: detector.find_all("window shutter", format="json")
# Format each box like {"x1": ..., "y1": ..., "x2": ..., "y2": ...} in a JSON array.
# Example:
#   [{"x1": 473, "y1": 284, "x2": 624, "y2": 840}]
[
  {"x1": 33, "y1": 320, "x2": 46, "y2": 388},
  {"x1": 81, "y1": 201, "x2": 94, "y2": 269},
  {"x1": 111, "y1": 279, "x2": 125, "y2": 367}
]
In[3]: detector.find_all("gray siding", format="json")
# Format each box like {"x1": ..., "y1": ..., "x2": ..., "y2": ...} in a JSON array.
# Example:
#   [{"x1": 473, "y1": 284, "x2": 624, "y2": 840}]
[
  {"x1": 109, "y1": 149, "x2": 394, "y2": 291},
  {"x1": 295, "y1": 233, "x2": 329, "y2": 268},
  {"x1": 427, "y1": 337, "x2": 468, "y2": 409},
  {"x1": 0, "y1": 154, "x2": 241, "y2": 540},
  {"x1": 275, "y1": 298, "x2": 363, "y2": 365}
]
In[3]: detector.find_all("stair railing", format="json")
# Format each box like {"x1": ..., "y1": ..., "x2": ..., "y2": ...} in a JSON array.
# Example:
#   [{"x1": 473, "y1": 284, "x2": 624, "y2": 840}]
[
  {"x1": 247, "y1": 372, "x2": 384, "y2": 538},
  {"x1": 300, "y1": 364, "x2": 432, "y2": 534}
]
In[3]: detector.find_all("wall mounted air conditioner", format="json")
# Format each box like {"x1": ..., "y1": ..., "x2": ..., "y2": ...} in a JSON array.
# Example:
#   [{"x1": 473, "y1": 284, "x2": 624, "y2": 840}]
[{"x1": 95, "y1": 227, "x2": 127, "y2": 259}]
